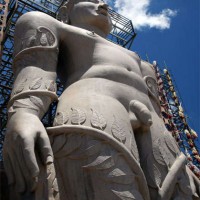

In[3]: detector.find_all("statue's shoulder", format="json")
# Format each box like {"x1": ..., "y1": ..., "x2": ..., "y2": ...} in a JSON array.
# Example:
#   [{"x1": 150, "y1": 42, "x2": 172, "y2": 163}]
[
  {"x1": 13, "y1": 11, "x2": 63, "y2": 55},
  {"x1": 15, "y1": 11, "x2": 61, "y2": 37}
]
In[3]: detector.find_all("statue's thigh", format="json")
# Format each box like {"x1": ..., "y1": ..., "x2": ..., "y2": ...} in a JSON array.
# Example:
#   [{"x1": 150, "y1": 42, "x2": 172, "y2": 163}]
[{"x1": 52, "y1": 134, "x2": 144, "y2": 200}]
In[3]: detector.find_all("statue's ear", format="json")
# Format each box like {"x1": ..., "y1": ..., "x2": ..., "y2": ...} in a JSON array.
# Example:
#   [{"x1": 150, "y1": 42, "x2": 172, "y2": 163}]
[{"x1": 57, "y1": 6, "x2": 69, "y2": 23}]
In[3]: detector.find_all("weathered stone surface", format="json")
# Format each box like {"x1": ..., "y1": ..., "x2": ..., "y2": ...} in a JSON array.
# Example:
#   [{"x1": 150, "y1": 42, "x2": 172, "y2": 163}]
[{"x1": 3, "y1": 0, "x2": 200, "y2": 199}]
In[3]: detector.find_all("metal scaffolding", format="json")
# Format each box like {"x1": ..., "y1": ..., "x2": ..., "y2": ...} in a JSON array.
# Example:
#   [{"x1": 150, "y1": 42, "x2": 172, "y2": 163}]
[
  {"x1": 0, "y1": 0, "x2": 137, "y2": 159},
  {"x1": 154, "y1": 64, "x2": 200, "y2": 178}
]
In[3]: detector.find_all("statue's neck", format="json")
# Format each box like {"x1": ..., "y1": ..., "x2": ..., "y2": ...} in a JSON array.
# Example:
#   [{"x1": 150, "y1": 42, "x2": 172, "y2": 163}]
[{"x1": 72, "y1": 23, "x2": 107, "y2": 38}]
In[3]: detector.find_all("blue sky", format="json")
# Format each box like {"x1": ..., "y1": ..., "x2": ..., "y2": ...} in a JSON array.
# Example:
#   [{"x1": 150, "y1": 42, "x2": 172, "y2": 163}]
[{"x1": 107, "y1": 0, "x2": 200, "y2": 137}]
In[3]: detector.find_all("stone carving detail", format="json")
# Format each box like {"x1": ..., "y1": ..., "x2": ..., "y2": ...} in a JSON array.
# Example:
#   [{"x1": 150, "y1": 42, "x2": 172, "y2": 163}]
[
  {"x1": 45, "y1": 80, "x2": 57, "y2": 92},
  {"x1": 13, "y1": 78, "x2": 27, "y2": 94},
  {"x1": 144, "y1": 76, "x2": 160, "y2": 103},
  {"x1": 130, "y1": 136, "x2": 140, "y2": 161},
  {"x1": 152, "y1": 164, "x2": 162, "y2": 187},
  {"x1": 111, "y1": 116, "x2": 127, "y2": 143},
  {"x1": 24, "y1": 35, "x2": 36, "y2": 47},
  {"x1": 106, "y1": 168, "x2": 135, "y2": 184},
  {"x1": 111, "y1": 190, "x2": 138, "y2": 200},
  {"x1": 146, "y1": 76, "x2": 159, "y2": 97},
  {"x1": 36, "y1": 162, "x2": 60, "y2": 200},
  {"x1": 50, "y1": 132, "x2": 147, "y2": 200},
  {"x1": 29, "y1": 96, "x2": 44, "y2": 109},
  {"x1": 14, "y1": 52, "x2": 37, "y2": 68},
  {"x1": 38, "y1": 27, "x2": 55, "y2": 46},
  {"x1": 11, "y1": 78, "x2": 57, "y2": 100},
  {"x1": 153, "y1": 131, "x2": 179, "y2": 169},
  {"x1": 29, "y1": 77, "x2": 43, "y2": 90},
  {"x1": 53, "y1": 133, "x2": 83, "y2": 158},
  {"x1": 83, "y1": 154, "x2": 115, "y2": 170},
  {"x1": 153, "y1": 138, "x2": 174, "y2": 169},
  {"x1": 86, "y1": 31, "x2": 97, "y2": 37},
  {"x1": 143, "y1": 155, "x2": 161, "y2": 188},
  {"x1": 164, "y1": 131, "x2": 180, "y2": 155},
  {"x1": 90, "y1": 109, "x2": 107, "y2": 130},
  {"x1": 45, "y1": 162, "x2": 60, "y2": 200},
  {"x1": 71, "y1": 108, "x2": 86, "y2": 125},
  {"x1": 21, "y1": 26, "x2": 56, "y2": 49},
  {"x1": 153, "y1": 140, "x2": 167, "y2": 166},
  {"x1": 7, "y1": 96, "x2": 51, "y2": 119},
  {"x1": 53, "y1": 112, "x2": 69, "y2": 126},
  {"x1": 4, "y1": 5, "x2": 199, "y2": 199}
]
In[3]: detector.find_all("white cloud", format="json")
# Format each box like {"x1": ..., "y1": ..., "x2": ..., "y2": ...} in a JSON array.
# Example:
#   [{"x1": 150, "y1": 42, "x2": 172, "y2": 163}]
[{"x1": 106, "y1": 0, "x2": 177, "y2": 30}]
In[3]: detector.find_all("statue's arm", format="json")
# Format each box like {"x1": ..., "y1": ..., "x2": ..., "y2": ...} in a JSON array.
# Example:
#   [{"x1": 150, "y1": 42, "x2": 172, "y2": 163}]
[{"x1": 3, "y1": 11, "x2": 60, "y2": 193}]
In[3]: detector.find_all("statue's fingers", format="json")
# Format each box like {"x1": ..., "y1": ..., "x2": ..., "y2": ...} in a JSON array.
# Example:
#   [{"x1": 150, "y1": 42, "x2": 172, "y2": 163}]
[
  {"x1": 37, "y1": 131, "x2": 54, "y2": 165},
  {"x1": 3, "y1": 149, "x2": 15, "y2": 185},
  {"x1": 129, "y1": 100, "x2": 152, "y2": 126},
  {"x1": 22, "y1": 139, "x2": 40, "y2": 178},
  {"x1": 18, "y1": 144, "x2": 33, "y2": 191},
  {"x1": 129, "y1": 112, "x2": 141, "y2": 130},
  {"x1": 9, "y1": 150, "x2": 26, "y2": 193}
]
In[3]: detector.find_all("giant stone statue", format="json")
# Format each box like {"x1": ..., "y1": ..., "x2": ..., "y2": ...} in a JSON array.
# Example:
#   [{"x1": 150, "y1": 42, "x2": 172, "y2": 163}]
[{"x1": 3, "y1": 0, "x2": 200, "y2": 199}]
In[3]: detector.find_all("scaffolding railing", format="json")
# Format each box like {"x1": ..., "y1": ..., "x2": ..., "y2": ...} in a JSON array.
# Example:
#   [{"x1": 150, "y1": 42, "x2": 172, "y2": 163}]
[{"x1": 154, "y1": 63, "x2": 200, "y2": 178}]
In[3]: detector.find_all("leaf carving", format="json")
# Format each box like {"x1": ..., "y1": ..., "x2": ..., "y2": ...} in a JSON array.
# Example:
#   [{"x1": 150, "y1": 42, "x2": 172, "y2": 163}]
[
  {"x1": 51, "y1": 134, "x2": 67, "y2": 154},
  {"x1": 46, "y1": 31, "x2": 55, "y2": 46},
  {"x1": 29, "y1": 96, "x2": 44, "y2": 110},
  {"x1": 130, "y1": 135, "x2": 139, "y2": 161},
  {"x1": 152, "y1": 138, "x2": 166, "y2": 166},
  {"x1": 40, "y1": 33, "x2": 48, "y2": 46},
  {"x1": 71, "y1": 108, "x2": 86, "y2": 125},
  {"x1": 46, "y1": 80, "x2": 56, "y2": 92},
  {"x1": 112, "y1": 190, "x2": 136, "y2": 200},
  {"x1": 145, "y1": 155, "x2": 162, "y2": 188},
  {"x1": 164, "y1": 131, "x2": 180, "y2": 156},
  {"x1": 14, "y1": 79, "x2": 27, "y2": 94},
  {"x1": 69, "y1": 140, "x2": 102, "y2": 159},
  {"x1": 37, "y1": 27, "x2": 56, "y2": 46},
  {"x1": 90, "y1": 109, "x2": 106, "y2": 130},
  {"x1": 29, "y1": 77, "x2": 42, "y2": 90},
  {"x1": 143, "y1": 155, "x2": 157, "y2": 188},
  {"x1": 105, "y1": 168, "x2": 135, "y2": 184},
  {"x1": 53, "y1": 112, "x2": 69, "y2": 126},
  {"x1": 13, "y1": 99, "x2": 38, "y2": 111},
  {"x1": 63, "y1": 111, "x2": 69, "y2": 124},
  {"x1": 26, "y1": 36, "x2": 36, "y2": 47},
  {"x1": 152, "y1": 164, "x2": 161, "y2": 187},
  {"x1": 158, "y1": 138, "x2": 175, "y2": 168},
  {"x1": 82, "y1": 155, "x2": 114, "y2": 170},
  {"x1": 54, "y1": 134, "x2": 82, "y2": 158},
  {"x1": 111, "y1": 116, "x2": 126, "y2": 143}
]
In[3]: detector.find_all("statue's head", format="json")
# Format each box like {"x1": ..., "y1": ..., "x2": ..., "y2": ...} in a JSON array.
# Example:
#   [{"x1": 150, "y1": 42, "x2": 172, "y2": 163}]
[{"x1": 57, "y1": 0, "x2": 112, "y2": 35}]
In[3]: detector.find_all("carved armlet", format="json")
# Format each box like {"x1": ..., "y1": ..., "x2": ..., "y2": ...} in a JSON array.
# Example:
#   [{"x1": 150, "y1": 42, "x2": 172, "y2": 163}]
[
  {"x1": 8, "y1": 79, "x2": 58, "y2": 119},
  {"x1": 8, "y1": 93, "x2": 58, "y2": 119},
  {"x1": 7, "y1": 26, "x2": 59, "y2": 118}
]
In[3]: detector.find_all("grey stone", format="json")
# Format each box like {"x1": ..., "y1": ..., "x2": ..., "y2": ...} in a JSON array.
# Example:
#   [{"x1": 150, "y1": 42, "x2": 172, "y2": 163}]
[{"x1": 3, "y1": 0, "x2": 200, "y2": 199}]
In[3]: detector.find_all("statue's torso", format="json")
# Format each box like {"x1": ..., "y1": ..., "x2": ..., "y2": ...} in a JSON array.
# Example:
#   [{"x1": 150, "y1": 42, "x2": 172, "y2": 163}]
[{"x1": 58, "y1": 25, "x2": 147, "y2": 92}]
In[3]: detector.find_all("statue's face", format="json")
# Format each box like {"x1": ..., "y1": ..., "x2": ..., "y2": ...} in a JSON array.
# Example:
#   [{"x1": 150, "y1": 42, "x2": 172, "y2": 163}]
[{"x1": 69, "y1": 0, "x2": 112, "y2": 34}]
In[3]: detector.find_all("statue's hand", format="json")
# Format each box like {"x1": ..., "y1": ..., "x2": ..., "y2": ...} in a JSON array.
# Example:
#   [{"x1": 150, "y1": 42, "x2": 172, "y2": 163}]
[
  {"x1": 3, "y1": 111, "x2": 53, "y2": 193},
  {"x1": 129, "y1": 100, "x2": 152, "y2": 130}
]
